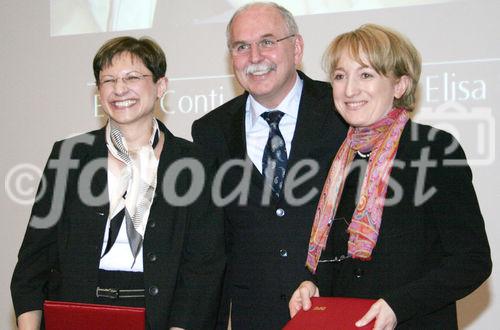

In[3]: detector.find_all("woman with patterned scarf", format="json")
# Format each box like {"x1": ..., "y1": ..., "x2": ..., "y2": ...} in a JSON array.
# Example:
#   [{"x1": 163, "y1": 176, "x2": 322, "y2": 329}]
[
  {"x1": 288, "y1": 24, "x2": 491, "y2": 329},
  {"x1": 11, "y1": 36, "x2": 224, "y2": 330}
]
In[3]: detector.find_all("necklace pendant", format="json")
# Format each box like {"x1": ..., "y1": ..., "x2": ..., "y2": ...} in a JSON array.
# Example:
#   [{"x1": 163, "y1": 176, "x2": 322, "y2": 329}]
[{"x1": 357, "y1": 150, "x2": 371, "y2": 158}]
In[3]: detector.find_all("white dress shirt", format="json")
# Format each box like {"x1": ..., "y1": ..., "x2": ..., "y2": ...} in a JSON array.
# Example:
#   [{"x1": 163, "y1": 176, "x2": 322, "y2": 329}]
[{"x1": 245, "y1": 74, "x2": 304, "y2": 173}]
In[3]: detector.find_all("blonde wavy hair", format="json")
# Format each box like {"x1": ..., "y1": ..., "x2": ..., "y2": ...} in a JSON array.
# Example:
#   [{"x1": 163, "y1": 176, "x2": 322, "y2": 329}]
[{"x1": 323, "y1": 24, "x2": 421, "y2": 111}]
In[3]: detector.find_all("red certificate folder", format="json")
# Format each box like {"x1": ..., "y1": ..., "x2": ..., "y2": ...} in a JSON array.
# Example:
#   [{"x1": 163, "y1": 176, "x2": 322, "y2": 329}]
[
  {"x1": 284, "y1": 297, "x2": 376, "y2": 330},
  {"x1": 44, "y1": 300, "x2": 145, "y2": 330}
]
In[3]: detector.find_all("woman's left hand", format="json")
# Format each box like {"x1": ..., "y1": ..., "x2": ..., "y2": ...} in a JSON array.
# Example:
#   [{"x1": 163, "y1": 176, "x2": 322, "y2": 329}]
[{"x1": 355, "y1": 299, "x2": 397, "y2": 330}]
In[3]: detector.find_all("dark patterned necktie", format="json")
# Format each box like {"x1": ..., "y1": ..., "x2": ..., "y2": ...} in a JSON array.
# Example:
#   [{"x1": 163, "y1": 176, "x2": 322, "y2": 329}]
[{"x1": 261, "y1": 111, "x2": 287, "y2": 198}]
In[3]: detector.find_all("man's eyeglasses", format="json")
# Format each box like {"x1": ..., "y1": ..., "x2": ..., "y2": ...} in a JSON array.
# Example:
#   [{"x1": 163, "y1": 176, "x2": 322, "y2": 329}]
[
  {"x1": 230, "y1": 34, "x2": 296, "y2": 56},
  {"x1": 98, "y1": 72, "x2": 152, "y2": 88}
]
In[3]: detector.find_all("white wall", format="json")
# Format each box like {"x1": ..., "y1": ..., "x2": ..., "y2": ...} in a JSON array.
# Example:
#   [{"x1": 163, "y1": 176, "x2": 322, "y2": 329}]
[{"x1": 1, "y1": 0, "x2": 498, "y2": 328}]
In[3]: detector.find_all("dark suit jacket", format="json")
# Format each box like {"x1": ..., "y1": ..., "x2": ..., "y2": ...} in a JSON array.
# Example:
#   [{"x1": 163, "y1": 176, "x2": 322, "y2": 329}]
[
  {"x1": 11, "y1": 120, "x2": 225, "y2": 330},
  {"x1": 315, "y1": 121, "x2": 492, "y2": 329},
  {"x1": 191, "y1": 71, "x2": 348, "y2": 329}
]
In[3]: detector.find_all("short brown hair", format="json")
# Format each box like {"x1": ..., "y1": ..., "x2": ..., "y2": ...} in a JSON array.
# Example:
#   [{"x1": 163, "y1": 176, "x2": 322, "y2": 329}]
[
  {"x1": 323, "y1": 24, "x2": 421, "y2": 111},
  {"x1": 93, "y1": 36, "x2": 166, "y2": 85}
]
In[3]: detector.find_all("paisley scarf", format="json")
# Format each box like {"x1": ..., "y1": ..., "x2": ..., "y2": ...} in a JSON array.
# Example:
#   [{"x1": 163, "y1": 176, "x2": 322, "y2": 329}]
[{"x1": 306, "y1": 108, "x2": 409, "y2": 273}]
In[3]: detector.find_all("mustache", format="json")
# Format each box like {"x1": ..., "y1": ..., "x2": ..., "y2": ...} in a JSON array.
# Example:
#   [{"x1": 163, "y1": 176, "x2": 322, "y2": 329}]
[{"x1": 245, "y1": 62, "x2": 277, "y2": 75}]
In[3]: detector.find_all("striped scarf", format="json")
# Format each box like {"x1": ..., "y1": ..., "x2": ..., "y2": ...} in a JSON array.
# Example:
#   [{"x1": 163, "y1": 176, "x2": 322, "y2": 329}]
[{"x1": 105, "y1": 119, "x2": 160, "y2": 265}]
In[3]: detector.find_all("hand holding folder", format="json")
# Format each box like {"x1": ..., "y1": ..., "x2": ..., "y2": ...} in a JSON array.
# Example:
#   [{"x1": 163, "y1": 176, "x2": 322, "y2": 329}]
[{"x1": 284, "y1": 297, "x2": 376, "y2": 330}]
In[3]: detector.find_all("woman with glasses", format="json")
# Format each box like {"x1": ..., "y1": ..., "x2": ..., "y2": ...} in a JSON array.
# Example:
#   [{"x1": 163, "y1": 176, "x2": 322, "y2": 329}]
[
  {"x1": 11, "y1": 36, "x2": 224, "y2": 330},
  {"x1": 288, "y1": 24, "x2": 491, "y2": 329}
]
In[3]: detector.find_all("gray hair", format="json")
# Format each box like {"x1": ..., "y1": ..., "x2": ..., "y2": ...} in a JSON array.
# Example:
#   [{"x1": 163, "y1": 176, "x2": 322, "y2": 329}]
[{"x1": 226, "y1": 2, "x2": 299, "y2": 48}]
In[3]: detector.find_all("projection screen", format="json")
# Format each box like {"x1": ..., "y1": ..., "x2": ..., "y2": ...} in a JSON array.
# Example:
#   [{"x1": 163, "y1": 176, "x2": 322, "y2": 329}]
[{"x1": 1, "y1": 0, "x2": 498, "y2": 328}]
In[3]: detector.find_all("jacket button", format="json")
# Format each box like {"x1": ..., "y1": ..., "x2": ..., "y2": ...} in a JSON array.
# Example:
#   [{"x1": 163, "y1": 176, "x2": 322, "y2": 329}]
[
  {"x1": 353, "y1": 268, "x2": 364, "y2": 278},
  {"x1": 148, "y1": 221, "x2": 156, "y2": 228},
  {"x1": 276, "y1": 208, "x2": 285, "y2": 217},
  {"x1": 149, "y1": 286, "x2": 159, "y2": 296},
  {"x1": 280, "y1": 294, "x2": 287, "y2": 301},
  {"x1": 147, "y1": 252, "x2": 157, "y2": 262},
  {"x1": 279, "y1": 249, "x2": 288, "y2": 257}
]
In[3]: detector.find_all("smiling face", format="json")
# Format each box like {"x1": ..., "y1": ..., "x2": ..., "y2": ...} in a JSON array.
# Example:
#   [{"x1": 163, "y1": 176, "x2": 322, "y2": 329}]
[
  {"x1": 229, "y1": 5, "x2": 303, "y2": 108},
  {"x1": 98, "y1": 52, "x2": 167, "y2": 130},
  {"x1": 331, "y1": 51, "x2": 408, "y2": 127}
]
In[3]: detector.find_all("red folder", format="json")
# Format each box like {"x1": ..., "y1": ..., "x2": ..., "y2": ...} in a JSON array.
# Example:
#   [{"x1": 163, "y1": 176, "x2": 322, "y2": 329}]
[
  {"x1": 44, "y1": 300, "x2": 145, "y2": 330},
  {"x1": 284, "y1": 297, "x2": 376, "y2": 330}
]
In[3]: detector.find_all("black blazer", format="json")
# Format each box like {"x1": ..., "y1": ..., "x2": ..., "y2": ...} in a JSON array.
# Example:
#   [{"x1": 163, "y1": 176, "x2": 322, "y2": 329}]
[
  {"x1": 315, "y1": 121, "x2": 492, "y2": 329},
  {"x1": 192, "y1": 71, "x2": 348, "y2": 329},
  {"x1": 11, "y1": 120, "x2": 225, "y2": 329}
]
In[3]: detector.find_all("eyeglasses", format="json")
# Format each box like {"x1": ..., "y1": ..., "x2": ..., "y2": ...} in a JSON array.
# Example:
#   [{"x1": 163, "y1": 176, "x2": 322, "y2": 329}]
[
  {"x1": 230, "y1": 34, "x2": 296, "y2": 56},
  {"x1": 98, "y1": 72, "x2": 152, "y2": 88}
]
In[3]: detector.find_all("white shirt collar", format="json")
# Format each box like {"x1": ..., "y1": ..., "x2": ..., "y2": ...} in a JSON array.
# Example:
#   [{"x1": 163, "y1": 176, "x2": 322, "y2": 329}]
[{"x1": 247, "y1": 73, "x2": 303, "y2": 127}]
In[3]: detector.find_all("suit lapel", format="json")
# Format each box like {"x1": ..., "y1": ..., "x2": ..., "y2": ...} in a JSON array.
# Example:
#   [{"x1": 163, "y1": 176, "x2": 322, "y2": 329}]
[
  {"x1": 287, "y1": 72, "x2": 336, "y2": 168},
  {"x1": 69, "y1": 127, "x2": 110, "y2": 270},
  {"x1": 226, "y1": 97, "x2": 247, "y2": 160},
  {"x1": 148, "y1": 121, "x2": 185, "y2": 233},
  {"x1": 89, "y1": 128, "x2": 109, "y2": 216},
  {"x1": 223, "y1": 95, "x2": 267, "y2": 194}
]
